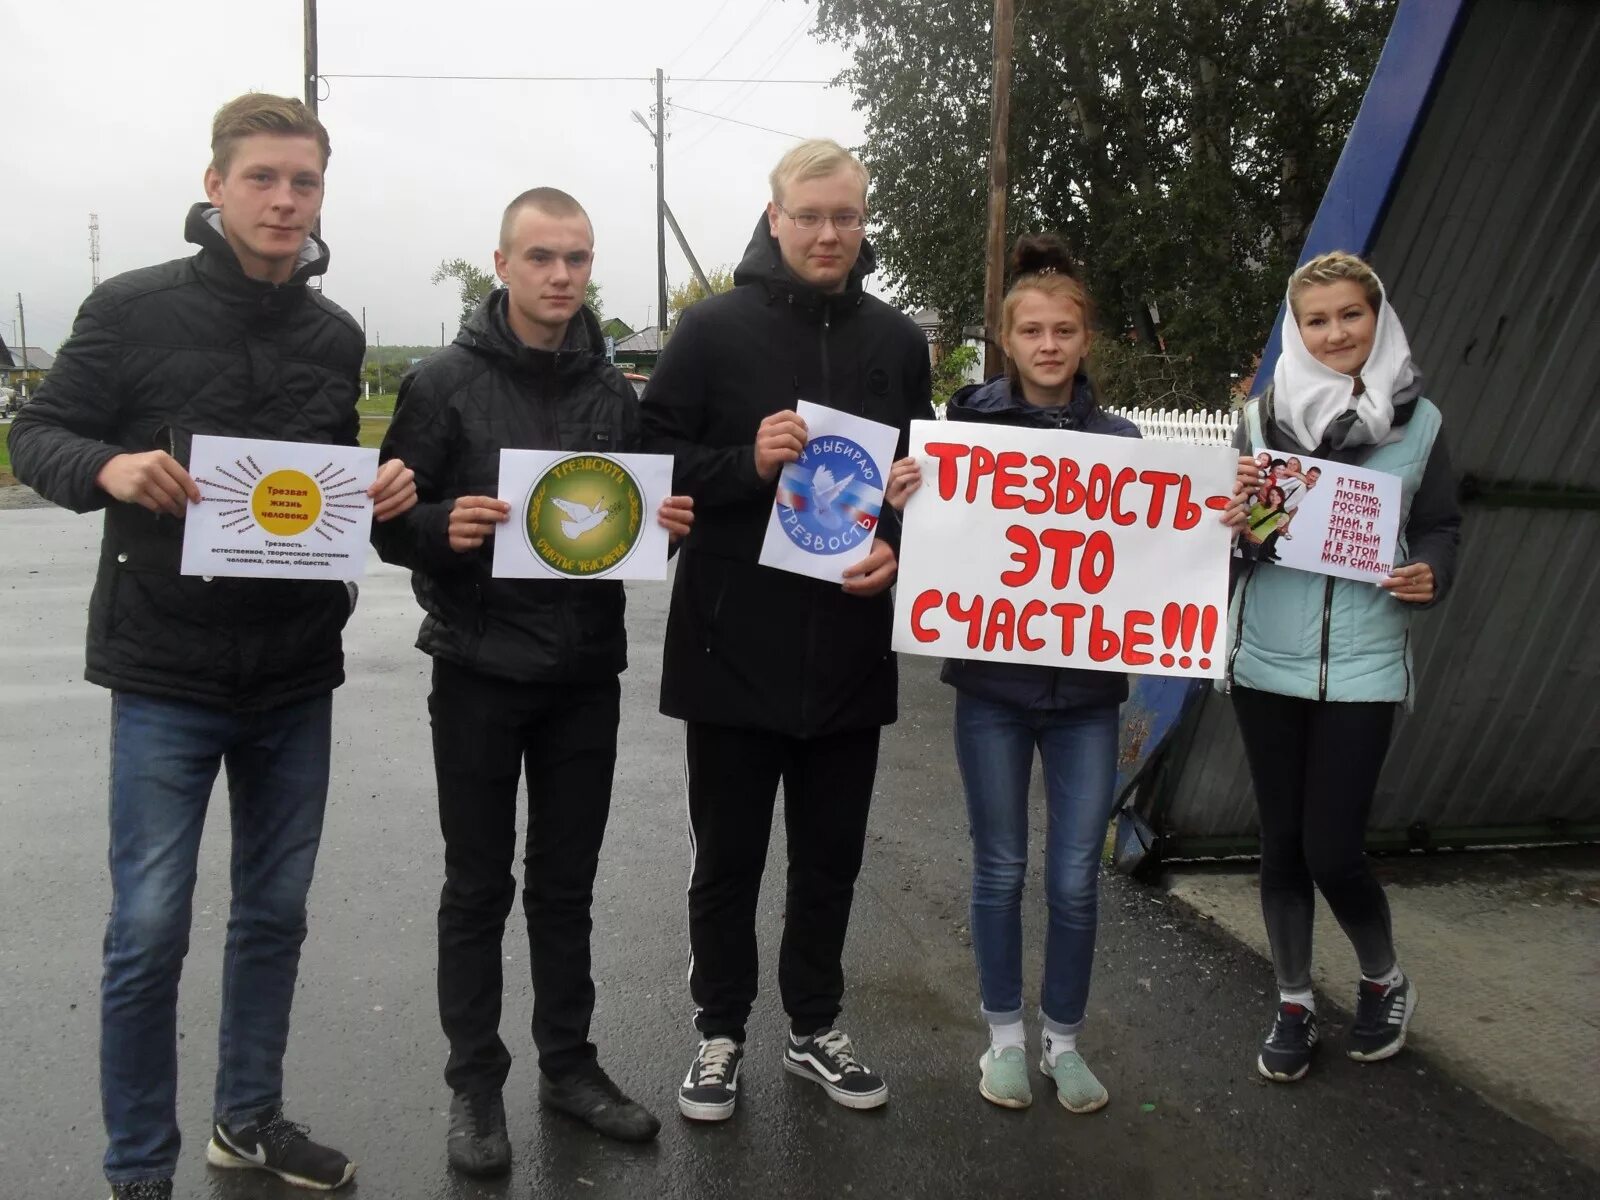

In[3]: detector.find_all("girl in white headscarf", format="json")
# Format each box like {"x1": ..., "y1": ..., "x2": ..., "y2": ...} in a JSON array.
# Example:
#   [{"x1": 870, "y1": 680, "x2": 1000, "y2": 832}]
[{"x1": 1223, "y1": 251, "x2": 1461, "y2": 1084}]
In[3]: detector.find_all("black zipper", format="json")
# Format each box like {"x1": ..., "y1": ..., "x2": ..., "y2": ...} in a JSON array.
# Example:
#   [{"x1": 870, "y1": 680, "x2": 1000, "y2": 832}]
[
  {"x1": 1226, "y1": 561, "x2": 1255, "y2": 690},
  {"x1": 1401, "y1": 626, "x2": 1412, "y2": 704},
  {"x1": 1318, "y1": 577, "x2": 1335, "y2": 700},
  {"x1": 820, "y1": 306, "x2": 832, "y2": 408}
]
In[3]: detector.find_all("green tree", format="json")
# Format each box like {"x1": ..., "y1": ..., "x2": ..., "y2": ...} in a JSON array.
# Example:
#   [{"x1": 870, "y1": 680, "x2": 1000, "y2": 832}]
[
  {"x1": 815, "y1": 0, "x2": 1395, "y2": 408},
  {"x1": 668, "y1": 265, "x2": 736, "y2": 323},
  {"x1": 931, "y1": 344, "x2": 979, "y2": 411},
  {"x1": 432, "y1": 259, "x2": 606, "y2": 329}
]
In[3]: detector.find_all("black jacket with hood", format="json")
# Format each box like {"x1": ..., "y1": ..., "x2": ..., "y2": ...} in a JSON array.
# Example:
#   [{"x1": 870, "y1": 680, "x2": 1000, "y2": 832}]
[
  {"x1": 940, "y1": 375, "x2": 1141, "y2": 711},
  {"x1": 9, "y1": 203, "x2": 364, "y2": 711},
  {"x1": 640, "y1": 216, "x2": 934, "y2": 736},
  {"x1": 373, "y1": 290, "x2": 641, "y2": 683}
]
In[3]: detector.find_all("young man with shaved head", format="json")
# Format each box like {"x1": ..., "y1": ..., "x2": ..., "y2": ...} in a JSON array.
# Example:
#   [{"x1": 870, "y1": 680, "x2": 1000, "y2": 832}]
[
  {"x1": 374, "y1": 188, "x2": 692, "y2": 1176},
  {"x1": 640, "y1": 139, "x2": 933, "y2": 1121},
  {"x1": 10, "y1": 92, "x2": 417, "y2": 1199}
]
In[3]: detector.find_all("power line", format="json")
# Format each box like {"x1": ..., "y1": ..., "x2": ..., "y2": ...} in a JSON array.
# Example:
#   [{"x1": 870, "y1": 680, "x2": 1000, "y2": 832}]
[
  {"x1": 680, "y1": 0, "x2": 780, "y2": 95},
  {"x1": 677, "y1": 12, "x2": 813, "y2": 140},
  {"x1": 666, "y1": 0, "x2": 736, "y2": 72},
  {"x1": 669, "y1": 104, "x2": 803, "y2": 140},
  {"x1": 317, "y1": 71, "x2": 828, "y2": 83}
]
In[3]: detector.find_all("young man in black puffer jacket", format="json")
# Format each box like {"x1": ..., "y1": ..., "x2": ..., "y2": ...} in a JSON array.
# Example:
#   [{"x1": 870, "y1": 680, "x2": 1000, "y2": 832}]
[
  {"x1": 374, "y1": 188, "x2": 692, "y2": 1175},
  {"x1": 10, "y1": 94, "x2": 416, "y2": 1199},
  {"x1": 640, "y1": 139, "x2": 933, "y2": 1122}
]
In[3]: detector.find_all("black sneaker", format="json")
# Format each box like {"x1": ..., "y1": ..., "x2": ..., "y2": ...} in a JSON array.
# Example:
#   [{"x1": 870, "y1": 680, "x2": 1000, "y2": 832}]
[
  {"x1": 1348, "y1": 974, "x2": 1417, "y2": 1061},
  {"x1": 678, "y1": 1037, "x2": 744, "y2": 1121},
  {"x1": 446, "y1": 1089, "x2": 511, "y2": 1177},
  {"x1": 108, "y1": 1182, "x2": 173, "y2": 1200},
  {"x1": 539, "y1": 1061, "x2": 661, "y2": 1143},
  {"x1": 784, "y1": 1028, "x2": 889, "y2": 1110},
  {"x1": 1257, "y1": 1001, "x2": 1319, "y2": 1082},
  {"x1": 206, "y1": 1108, "x2": 356, "y2": 1190}
]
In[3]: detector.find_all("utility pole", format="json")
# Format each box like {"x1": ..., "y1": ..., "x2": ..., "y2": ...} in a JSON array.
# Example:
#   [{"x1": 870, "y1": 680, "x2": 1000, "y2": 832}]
[
  {"x1": 630, "y1": 109, "x2": 712, "y2": 296},
  {"x1": 16, "y1": 294, "x2": 29, "y2": 371},
  {"x1": 376, "y1": 332, "x2": 383, "y2": 395},
  {"x1": 303, "y1": 0, "x2": 319, "y2": 115},
  {"x1": 982, "y1": 0, "x2": 1015, "y2": 380},
  {"x1": 440, "y1": 321, "x2": 446, "y2": 348},
  {"x1": 89, "y1": 214, "x2": 102, "y2": 288},
  {"x1": 655, "y1": 68, "x2": 668, "y2": 337}
]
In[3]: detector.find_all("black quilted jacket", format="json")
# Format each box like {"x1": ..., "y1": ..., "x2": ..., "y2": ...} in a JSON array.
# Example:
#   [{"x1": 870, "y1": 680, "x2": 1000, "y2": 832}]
[
  {"x1": 9, "y1": 203, "x2": 364, "y2": 711},
  {"x1": 372, "y1": 291, "x2": 640, "y2": 683}
]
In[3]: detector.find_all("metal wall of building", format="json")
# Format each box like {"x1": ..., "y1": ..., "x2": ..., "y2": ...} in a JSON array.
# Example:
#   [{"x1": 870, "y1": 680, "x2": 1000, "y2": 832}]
[{"x1": 1141, "y1": 0, "x2": 1600, "y2": 852}]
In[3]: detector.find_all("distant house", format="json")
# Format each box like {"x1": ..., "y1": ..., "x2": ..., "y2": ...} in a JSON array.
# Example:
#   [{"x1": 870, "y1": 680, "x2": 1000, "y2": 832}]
[
  {"x1": 600, "y1": 317, "x2": 636, "y2": 342},
  {"x1": 612, "y1": 325, "x2": 662, "y2": 375},
  {"x1": 0, "y1": 344, "x2": 55, "y2": 390},
  {"x1": 909, "y1": 307, "x2": 986, "y2": 384}
]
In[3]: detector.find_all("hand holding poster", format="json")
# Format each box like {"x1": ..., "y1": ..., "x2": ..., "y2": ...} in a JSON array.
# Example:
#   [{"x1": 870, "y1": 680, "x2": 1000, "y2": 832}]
[
  {"x1": 893, "y1": 421, "x2": 1236, "y2": 679},
  {"x1": 181, "y1": 435, "x2": 378, "y2": 580},
  {"x1": 757, "y1": 400, "x2": 900, "y2": 583},
  {"x1": 492, "y1": 449, "x2": 674, "y2": 580},
  {"x1": 1241, "y1": 449, "x2": 1400, "y2": 582}
]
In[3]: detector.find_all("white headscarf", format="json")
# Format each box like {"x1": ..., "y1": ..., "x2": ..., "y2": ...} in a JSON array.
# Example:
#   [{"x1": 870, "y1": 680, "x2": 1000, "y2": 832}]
[{"x1": 1270, "y1": 278, "x2": 1418, "y2": 451}]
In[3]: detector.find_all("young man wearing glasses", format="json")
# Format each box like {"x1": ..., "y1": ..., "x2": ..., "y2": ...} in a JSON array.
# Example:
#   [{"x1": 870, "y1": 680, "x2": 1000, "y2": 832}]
[{"x1": 639, "y1": 139, "x2": 932, "y2": 1122}]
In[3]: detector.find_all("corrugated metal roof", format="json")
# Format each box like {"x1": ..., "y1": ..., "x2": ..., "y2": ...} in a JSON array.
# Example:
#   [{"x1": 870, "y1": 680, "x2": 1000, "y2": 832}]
[
  {"x1": 615, "y1": 326, "x2": 661, "y2": 353},
  {"x1": 1143, "y1": 0, "x2": 1600, "y2": 850}
]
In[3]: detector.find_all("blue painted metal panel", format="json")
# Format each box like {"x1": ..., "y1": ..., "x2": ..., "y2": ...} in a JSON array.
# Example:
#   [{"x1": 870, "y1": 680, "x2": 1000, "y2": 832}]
[{"x1": 1251, "y1": 0, "x2": 1471, "y2": 395}]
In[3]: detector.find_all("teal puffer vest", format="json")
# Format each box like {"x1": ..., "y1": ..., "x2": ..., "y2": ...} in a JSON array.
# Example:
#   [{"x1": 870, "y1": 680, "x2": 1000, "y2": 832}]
[{"x1": 1223, "y1": 397, "x2": 1441, "y2": 706}]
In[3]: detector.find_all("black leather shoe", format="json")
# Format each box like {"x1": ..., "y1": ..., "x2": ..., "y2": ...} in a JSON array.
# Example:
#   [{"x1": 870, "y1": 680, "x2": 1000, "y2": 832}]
[
  {"x1": 446, "y1": 1089, "x2": 510, "y2": 1177},
  {"x1": 539, "y1": 1063, "x2": 660, "y2": 1143}
]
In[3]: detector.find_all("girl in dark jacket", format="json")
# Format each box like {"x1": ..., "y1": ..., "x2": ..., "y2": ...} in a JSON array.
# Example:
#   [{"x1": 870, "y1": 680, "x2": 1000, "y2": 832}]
[{"x1": 886, "y1": 236, "x2": 1137, "y2": 1114}]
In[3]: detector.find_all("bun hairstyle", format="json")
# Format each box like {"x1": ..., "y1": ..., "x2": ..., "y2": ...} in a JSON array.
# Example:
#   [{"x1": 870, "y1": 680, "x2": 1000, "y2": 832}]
[
  {"x1": 1000, "y1": 233, "x2": 1099, "y2": 400},
  {"x1": 1009, "y1": 234, "x2": 1077, "y2": 281}
]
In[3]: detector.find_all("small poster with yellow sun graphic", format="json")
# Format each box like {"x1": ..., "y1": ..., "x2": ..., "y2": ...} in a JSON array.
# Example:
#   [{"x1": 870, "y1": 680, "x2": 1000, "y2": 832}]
[
  {"x1": 180, "y1": 435, "x2": 379, "y2": 580},
  {"x1": 492, "y1": 449, "x2": 674, "y2": 581}
]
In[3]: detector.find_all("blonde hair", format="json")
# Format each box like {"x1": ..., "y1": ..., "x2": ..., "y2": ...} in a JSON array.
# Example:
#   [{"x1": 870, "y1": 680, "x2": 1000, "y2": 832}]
[
  {"x1": 499, "y1": 187, "x2": 592, "y2": 251},
  {"x1": 768, "y1": 139, "x2": 869, "y2": 206},
  {"x1": 210, "y1": 93, "x2": 330, "y2": 175},
  {"x1": 1288, "y1": 251, "x2": 1383, "y2": 318}
]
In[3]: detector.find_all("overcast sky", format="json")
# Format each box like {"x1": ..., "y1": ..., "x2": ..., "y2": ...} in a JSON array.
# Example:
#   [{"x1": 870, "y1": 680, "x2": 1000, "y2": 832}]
[{"x1": 3, "y1": 0, "x2": 870, "y2": 353}]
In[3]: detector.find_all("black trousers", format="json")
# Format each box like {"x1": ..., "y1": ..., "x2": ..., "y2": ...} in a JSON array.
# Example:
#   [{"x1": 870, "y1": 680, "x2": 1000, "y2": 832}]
[
  {"x1": 1231, "y1": 687, "x2": 1398, "y2": 992},
  {"x1": 429, "y1": 658, "x2": 620, "y2": 1091},
  {"x1": 685, "y1": 721, "x2": 881, "y2": 1043}
]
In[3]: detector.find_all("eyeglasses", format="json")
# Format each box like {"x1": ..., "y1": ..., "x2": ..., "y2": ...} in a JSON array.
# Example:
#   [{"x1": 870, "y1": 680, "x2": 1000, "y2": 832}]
[{"x1": 778, "y1": 207, "x2": 866, "y2": 231}]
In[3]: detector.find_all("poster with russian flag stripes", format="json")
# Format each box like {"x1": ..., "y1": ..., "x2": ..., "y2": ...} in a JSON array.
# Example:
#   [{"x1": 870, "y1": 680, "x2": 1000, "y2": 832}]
[{"x1": 757, "y1": 400, "x2": 900, "y2": 583}]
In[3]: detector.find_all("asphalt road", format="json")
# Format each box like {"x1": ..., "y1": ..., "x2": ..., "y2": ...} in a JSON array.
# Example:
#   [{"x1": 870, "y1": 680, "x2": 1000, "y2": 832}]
[{"x1": 1, "y1": 504, "x2": 1594, "y2": 1200}]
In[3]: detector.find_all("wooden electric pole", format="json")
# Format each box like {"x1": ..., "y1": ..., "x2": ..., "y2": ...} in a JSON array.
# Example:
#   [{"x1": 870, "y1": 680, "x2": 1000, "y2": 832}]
[
  {"x1": 655, "y1": 68, "x2": 668, "y2": 338},
  {"x1": 982, "y1": 0, "x2": 1015, "y2": 380},
  {"x1": 15, "y1": 294, "x2": 29, "y2": 373},
  {"x1": 303, "y1": 0, "x2": 319, "y2": 114}
]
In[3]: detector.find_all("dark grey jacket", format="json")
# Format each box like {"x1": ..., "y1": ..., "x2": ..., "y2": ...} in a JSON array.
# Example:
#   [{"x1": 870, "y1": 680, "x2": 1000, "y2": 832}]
[
  {"x1": 9, "y1": 203, "x2": 363, "y2": 711},
  {"x1": 373, "y1": 291, "x2": 640, "y2": 683},
  {"x1": 640, "y1": 216, "x2": 934, "y2": 736}
]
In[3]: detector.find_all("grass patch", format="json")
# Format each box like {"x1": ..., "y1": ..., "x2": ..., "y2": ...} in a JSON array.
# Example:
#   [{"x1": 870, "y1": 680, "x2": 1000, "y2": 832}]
[
  {"x1": 358, "y1": 418, "x2": 390, "y2": 449},
  {"x1": 0, "y1": 423, "x2": 10, "y2": 474},
  {"x1": 358, "y1": 393, "x2": 399, "y2": 417}
]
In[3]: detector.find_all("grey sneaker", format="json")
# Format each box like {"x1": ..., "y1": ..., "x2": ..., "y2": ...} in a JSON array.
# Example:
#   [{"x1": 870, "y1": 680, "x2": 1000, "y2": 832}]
[
  {"x1": 446, "y1": 1089, "x2": 510, "y2": 1177},
  {"x1": 1039, "y1": 1050, "x2": 1109, "y2": 1113},
  {"x1": 784, "y1": 1028, "x2": 889, "y2": 1110},
  {"x1": 1348, "y1": 974, "x2": 1417, "y2": 1061}
]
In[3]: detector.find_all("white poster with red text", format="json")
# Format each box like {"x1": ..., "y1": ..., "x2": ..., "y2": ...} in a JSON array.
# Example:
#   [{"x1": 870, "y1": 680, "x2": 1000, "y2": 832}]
[{"x1": 892, "y1": 421, "x2": 1236, "y2": 679}]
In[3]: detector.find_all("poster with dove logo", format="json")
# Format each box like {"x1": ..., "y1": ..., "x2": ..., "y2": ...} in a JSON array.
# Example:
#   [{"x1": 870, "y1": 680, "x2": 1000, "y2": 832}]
[
  {"x1": 758, "y1": 400, "x2": 900, "y2": 583},
  {"x1": 492, "y1": 449, "x2": 674, "y2": 581}
]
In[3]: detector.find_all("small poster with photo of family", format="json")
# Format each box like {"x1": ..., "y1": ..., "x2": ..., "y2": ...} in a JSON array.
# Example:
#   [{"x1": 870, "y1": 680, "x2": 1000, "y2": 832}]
[{"x1": 1242, "y1": 450, "x2": 1402, "y2": 584}]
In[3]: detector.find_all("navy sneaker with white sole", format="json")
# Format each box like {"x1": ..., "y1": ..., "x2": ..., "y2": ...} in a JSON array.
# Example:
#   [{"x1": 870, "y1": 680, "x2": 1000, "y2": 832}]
[
  {"x1": 1348, "y1": 974, "x2": 1417, "y2": 1062},
  {"x1": 679, "y1": 1037, "x2": 745, "y2": 1121},
  {"x1": 1257, "y1": 1001, "x2": 1319, "y2": 1082},
  {"x1": 784, "y1": 1028, "x2": 889, "y2": 1110}
]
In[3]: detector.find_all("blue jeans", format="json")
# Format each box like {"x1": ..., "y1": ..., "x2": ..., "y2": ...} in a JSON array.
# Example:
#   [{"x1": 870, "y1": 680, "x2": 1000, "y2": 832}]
[
  {"x1": 953, "y1": 691, "x2": 1120, "y2": 1033},
  {"x1": 101, "y1": 690, "x2": 332, "y2": 1184}
]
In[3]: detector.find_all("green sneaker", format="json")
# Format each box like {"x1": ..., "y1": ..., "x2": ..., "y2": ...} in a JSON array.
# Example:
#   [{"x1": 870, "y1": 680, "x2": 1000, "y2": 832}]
[
  {"x1": 1039, "y1": 1051, "x2": 1109, "y2": 1113},
  {"x1": 977, "y1": 1046, "x2": 1032, "y2": 1109}
]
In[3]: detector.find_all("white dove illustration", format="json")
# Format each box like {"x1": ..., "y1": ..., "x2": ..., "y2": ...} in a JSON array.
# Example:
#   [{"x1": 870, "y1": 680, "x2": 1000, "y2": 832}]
[
  {"x1": 552, "y1": 496, "x2": 609, "y2": 540},
  {"x1": 810, "y1": 466, "x2": 856, "y2": 529}
]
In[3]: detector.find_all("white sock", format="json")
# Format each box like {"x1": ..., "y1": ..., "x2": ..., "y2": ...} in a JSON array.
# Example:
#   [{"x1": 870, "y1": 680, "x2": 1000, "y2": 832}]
[
  {"x1": 1279, "y1": 987, "x2": 1316, "y2": 1013},
  {"x1": 987, "y1": 1018, "x2": 1025, "y2": 1053},
  {"x1": 1041, "y1": 1028, "x2": 1077, "y2": 1066},
  {"x1": 1364, "y1": 965, "x2": 1404, "y2": 990}
]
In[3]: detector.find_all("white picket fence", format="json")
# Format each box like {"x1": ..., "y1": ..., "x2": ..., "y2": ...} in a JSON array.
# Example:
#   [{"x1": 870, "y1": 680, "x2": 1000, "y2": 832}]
[{"x1": 1109, "y1": 406, "x2": 1239, "y2": 447}]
